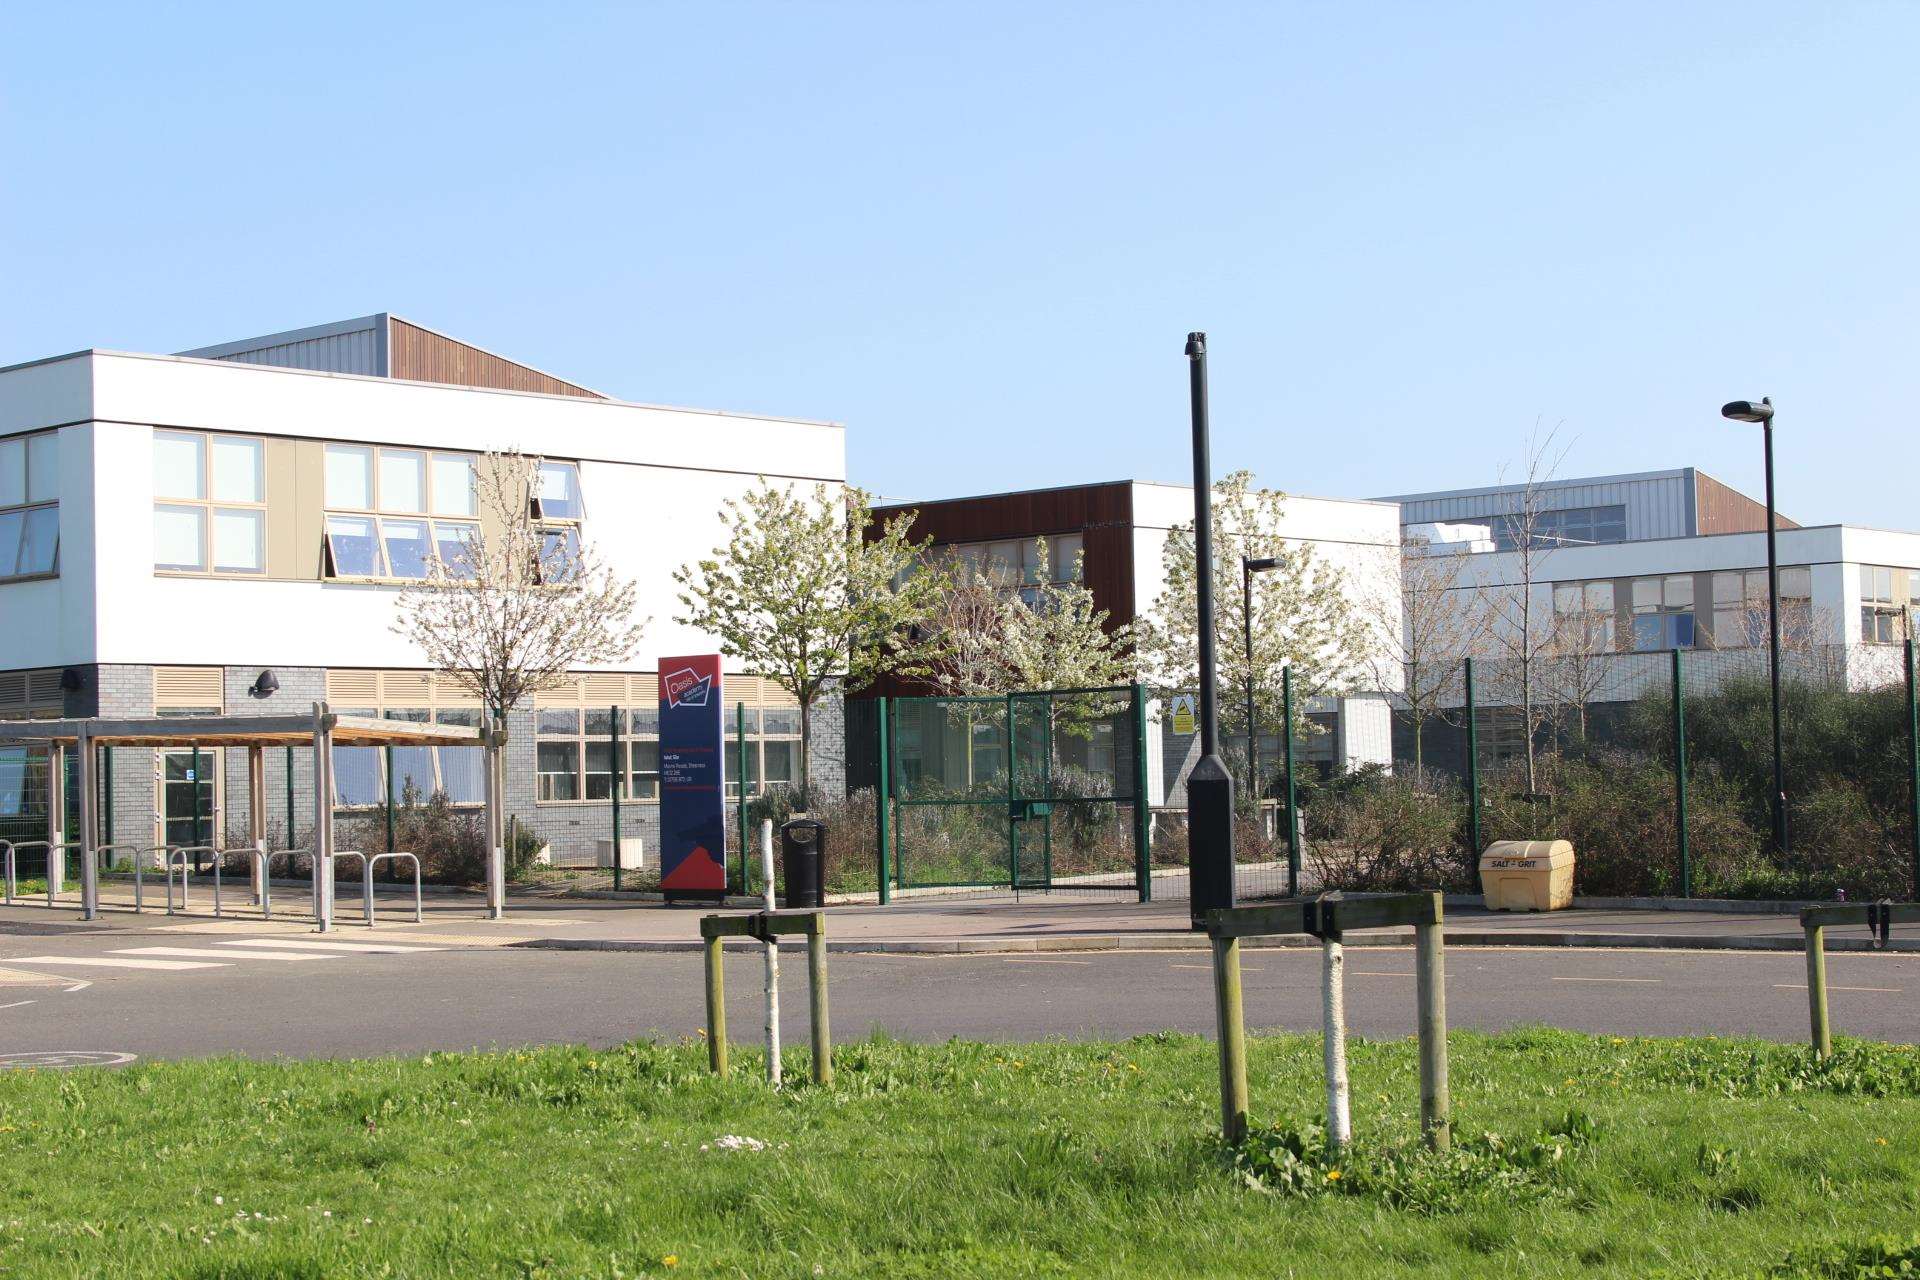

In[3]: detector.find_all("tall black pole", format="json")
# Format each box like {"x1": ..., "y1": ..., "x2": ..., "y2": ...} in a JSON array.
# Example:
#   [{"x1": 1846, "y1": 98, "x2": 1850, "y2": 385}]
[
  {"x1": 1186, "y1": 332, "x2": 1234, "y2": 926},
  {"x1": 1760, "y1": 403, "x2": 1789, "y2": 860}
]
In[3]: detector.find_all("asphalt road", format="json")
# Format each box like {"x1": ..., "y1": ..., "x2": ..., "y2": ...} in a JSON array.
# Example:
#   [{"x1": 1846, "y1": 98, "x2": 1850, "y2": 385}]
[{"x1": 3, "y1": 926, "x2": 1916, "y2": 1065}]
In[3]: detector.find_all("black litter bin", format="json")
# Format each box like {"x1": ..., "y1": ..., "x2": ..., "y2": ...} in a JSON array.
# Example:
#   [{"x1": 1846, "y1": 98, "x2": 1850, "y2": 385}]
[{"x1": 780, "y1": 818, "x2": 826, "y2": 908}]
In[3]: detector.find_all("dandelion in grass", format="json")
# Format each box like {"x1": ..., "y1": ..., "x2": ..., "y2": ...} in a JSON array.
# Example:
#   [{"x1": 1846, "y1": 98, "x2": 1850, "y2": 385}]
[{"x1": 663, "y1": 1255, "x2": 679, "y2": 1268}]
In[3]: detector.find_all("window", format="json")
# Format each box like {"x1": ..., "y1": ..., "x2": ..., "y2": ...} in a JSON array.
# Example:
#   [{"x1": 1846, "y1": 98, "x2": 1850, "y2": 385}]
[
  {"x1": 1550, "y1": 580, "x2": 1616, "y2": 652},
  {"x1": 1712, "y1": 566, "x2": 1813, "y2": 647},
  {"x1": 532, "y1": 461, "x2": 584, "y2": 520},
  {"x1": 532, "y1": 692, "x2": 800, "y2": 804},
  {"x1": 1630, "y1": 575, "x2": 1696, "y2": 651},
  {"x1": 537, "y1": 525, "x2": 583, "y2": 583},
  {"x1": 0, "y1": 431, "x2": 60, "y2": 581},
  {"x1": 1483, "y1": 504, "x2": 1627, "y2": 552},
  {"x1": 323, "y1": 445, "x2": 483, "y2": 581},
  {"x1": 725, "y1": 707, "x2": 803, "y2": 801},
  {"x1": 152, "y1": 431, "x2": 265, "y2": 574},
  {"x1": 1861, "y1": 564, "x2": 1912, "y2": 644},
  {"x1": 939, "y1": 533, "x2": 1086, "y2": 590}
]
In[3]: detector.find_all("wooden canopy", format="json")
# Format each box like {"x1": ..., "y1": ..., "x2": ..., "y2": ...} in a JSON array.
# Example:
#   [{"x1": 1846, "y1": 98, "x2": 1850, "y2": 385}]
[{"x1": 0, "y1": 713, "x2": 488, "y2": 749}]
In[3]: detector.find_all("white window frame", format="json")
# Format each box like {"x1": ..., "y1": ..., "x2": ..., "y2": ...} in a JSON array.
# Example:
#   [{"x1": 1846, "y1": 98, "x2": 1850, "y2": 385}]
[
  {"x1": 152, "y1": 430, "x2": 267, "y2": 576},
  {"x1": 0, "y1": 431, "x2": 60, "y2": 583},
  {"x1": 323, "y1": 444, "x2": 481, "y2": 583}
]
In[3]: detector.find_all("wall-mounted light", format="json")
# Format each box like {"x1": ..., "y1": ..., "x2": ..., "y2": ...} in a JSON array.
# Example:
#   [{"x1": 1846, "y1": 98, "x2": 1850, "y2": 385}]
[{"x1": 249, "y1": 670, "x2": 280, "y2": 699}]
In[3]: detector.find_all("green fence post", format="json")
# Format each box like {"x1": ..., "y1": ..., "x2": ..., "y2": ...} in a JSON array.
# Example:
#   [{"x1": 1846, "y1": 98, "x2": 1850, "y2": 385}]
[
  {"x1": 1283, "y1": 665, "x2": 1299, "y2": 898},
  {"x1": 876, "y1": 697, "x2": 892, "y2": 906},
  {"x1": 736, "y1": 702, "x2": 748, "y2": 896},
  {"x1": 285, "y1": 745, "x2": 296, "y2": 849},
  {"x1": 384, "y1": 744, "x2": 396, "y2": 853},
  {"x1": 1907, "y1": 638, "x2": 1919, "y2": 898},
  {"x1": 1673, "y1": 648, "x2": 1691, "y2": 898},
  {"x1": 101, "y1": 740, "x2": 113, "y2": 852},
  {"x1": 1464, "y1": 658, "x2": 1481, "y2": 859},
  {"x1": 1132, "y1": 684, "x2": 1151, "y2": 903},
  {"x1": 610, "y1": 704, "x2": 622, "y2": 893},
  {"x1": 1006, "y1": 692, "x2": 1017, "y2": 889}
]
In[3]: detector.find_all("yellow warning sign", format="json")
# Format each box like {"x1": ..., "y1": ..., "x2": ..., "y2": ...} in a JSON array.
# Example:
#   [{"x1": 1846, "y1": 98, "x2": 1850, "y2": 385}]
[{"x1": 1171, "y1": 695, "x2": 1197, "y2": 736}]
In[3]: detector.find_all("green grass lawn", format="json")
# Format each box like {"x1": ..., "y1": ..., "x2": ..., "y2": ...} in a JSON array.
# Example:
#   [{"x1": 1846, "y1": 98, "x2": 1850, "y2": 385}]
[{"x1": 2, "y1": 1029, "x2": 1917, "y2": 1278}]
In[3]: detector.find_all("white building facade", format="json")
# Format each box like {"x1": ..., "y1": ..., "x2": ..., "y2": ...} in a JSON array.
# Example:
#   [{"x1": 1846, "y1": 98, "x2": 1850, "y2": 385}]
[{"x1": 0, "y1": 321, "x2": 845, "y2": 862}]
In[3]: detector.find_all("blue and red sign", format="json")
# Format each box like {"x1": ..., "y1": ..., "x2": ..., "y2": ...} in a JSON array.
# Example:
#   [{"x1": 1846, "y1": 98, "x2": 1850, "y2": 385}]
[{"x1": 658, "y1": 654, "x2": 727, "y2": 897}]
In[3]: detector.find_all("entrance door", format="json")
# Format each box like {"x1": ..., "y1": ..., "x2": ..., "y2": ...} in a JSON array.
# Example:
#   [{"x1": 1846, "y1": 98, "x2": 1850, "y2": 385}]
[{"x1": 159, "y1": 749, "x2": 220, "y2": 866}]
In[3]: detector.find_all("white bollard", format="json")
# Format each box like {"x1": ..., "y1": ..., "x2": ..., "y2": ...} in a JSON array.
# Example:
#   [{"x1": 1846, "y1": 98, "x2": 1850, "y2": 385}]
[
  {"x1": 761, "y1": 818, "x2": 780, "y2": 1087},
  {"x1": 1322, "y1": 935, "x2": 1351, "y2": 1151}
]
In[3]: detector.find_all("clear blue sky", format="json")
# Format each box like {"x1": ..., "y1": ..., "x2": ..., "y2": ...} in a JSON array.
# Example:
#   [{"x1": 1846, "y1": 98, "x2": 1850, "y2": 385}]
[{"x1": 5, "y1": 3, "x2": 1916, "y2": 526}]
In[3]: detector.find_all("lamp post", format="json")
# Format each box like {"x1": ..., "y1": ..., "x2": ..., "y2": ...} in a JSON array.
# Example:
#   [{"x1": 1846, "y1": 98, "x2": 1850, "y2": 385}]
[
  {"x1": 1242, "y1": 556, "x2": 1280, "y2": 824},
  {"x1": 1721, "y1": 397, "x2": 1789, "y2": 859},
  {"x1": 1187, "y1": 332, "x2": 1235, "y2": 926}
]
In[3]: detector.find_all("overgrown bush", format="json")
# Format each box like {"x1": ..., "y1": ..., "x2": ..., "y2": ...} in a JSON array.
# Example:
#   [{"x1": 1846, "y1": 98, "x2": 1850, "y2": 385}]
[
  {"x1": 343, "y1": 785, "x2": 496, "y2": 886},
  {"x1": 1306, "y1": 773, "x2": 1470, "y2": 892}
]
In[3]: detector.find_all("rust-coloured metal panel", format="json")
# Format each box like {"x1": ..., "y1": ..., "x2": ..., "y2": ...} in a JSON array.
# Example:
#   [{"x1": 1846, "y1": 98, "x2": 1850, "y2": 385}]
[
  {"x1": 388, "y1": 319, "x2": 605, "y2": 399},
  {"x1": 1695, "y1": 471, "x2": 1798, "y2": 535},
  {"x1": 862, "y1": 482, "x2": 1140, "y2": 699}
]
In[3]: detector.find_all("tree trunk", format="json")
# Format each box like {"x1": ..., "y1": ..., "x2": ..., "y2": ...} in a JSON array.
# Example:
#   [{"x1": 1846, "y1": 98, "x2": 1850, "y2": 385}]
[{"x1": 798, "y1": 698, "x2": 812, "y2": 805}]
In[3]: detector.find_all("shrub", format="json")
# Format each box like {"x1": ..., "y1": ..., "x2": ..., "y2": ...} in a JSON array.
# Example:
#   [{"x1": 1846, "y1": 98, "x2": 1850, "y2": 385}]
[{"x1": 1307, "y1": 774, "x2": 1470, "y2": 892}]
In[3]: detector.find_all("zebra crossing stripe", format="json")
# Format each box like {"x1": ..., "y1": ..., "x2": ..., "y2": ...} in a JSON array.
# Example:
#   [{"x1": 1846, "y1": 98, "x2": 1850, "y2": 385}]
[
  {"x1": 10, "y1": 956, "x2": 228, "y2": 971},
  {"x1": 217, "y1": 939, "x2": 446, "y2": 954},
  {"x1": 114, "y1": 947, "x2": 340, "y2": 962}
]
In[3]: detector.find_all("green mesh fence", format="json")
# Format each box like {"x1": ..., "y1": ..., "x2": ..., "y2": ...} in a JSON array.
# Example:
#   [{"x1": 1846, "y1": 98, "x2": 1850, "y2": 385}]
[{"x1": 885, "y1": 685, "x2": 1148, "y2": 896}]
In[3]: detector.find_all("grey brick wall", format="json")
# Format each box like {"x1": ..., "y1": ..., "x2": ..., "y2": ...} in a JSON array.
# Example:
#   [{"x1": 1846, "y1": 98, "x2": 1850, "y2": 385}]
[
  {"x1": 219, "y1": 666, "x2": 325, "y2": 848},
  {"x1": 504, "y1": 707, "x2": 664, "y2": 864}
]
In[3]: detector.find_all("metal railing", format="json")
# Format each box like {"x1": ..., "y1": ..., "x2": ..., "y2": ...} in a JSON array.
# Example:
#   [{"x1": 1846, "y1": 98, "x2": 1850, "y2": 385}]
[
  {"x1": 255, "y1": 848, "x2": 311, "y2": 921},
  {"x1": 363, "y1": 852, "x2": 422, "y2": 927},
  {"x1": 4, "y1": 841, "x2": 58, "y2": 906},
  {"x1": 166, "y1": 846, "x2": 214, "y2": 914},
  {"x1": 93, "y1": 843, "x2": 165, "y2": 912}
]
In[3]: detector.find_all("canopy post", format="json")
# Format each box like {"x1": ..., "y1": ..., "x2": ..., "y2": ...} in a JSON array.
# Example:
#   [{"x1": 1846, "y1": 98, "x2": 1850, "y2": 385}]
[
  {"x1": 484, "y1": 722, "x2": 505, "y2": 919},
  {"x1": 248, "y1": 744, "x2": 266, "y2": 905},
  {"x1": 77, "y1": 730, "x2": 98, "y2": 920},
  {"x1": 47, "y1": 741, "x2": 66, "y2": 898},
  {"x1": 311, "y1": 701, "x2": 334, "y2": 932}
]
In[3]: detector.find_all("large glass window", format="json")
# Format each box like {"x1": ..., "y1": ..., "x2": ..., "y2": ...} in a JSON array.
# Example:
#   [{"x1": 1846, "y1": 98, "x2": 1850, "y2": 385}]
[
  {"x1": 431, "y1": 454, "x2": 477, "y2": 517},
  {"x1": 1550, "y1": 580, "x2": 1616, "y2": 652},
  {"x1": 325, "y1": 703, "x2": 486, "y2": 807},
  {"x1": 0, "y1": 432, "x2": 60, "y2": 582},
  {"x1": 153, "y1": 431, "x2": 265, "y2": 574},
  {"x1": 534, "y1": 461, "x2": 584, "y2": 519},
  {"x1": 1712, "y1": 566, "x2": 1813, "y2": 647},
  {"x1": 533, "y1": 693, "x2": 801, "y2": 804},
  {"x1": 939, "y1": 533, "x2": 1086, "y2": 590},
  {"x1": 1482, "y1": 504, "x2": 1628, "y2": 552},
  {"x1": 1861, "y1": 564, "x2": 1913, "y2": 644},
  {"x1": 323, "y1": 447, "x2": 497, "y2": 582},
  {"x1": 1631, "y1": 575, "x2": 1695, "y2": 651}
]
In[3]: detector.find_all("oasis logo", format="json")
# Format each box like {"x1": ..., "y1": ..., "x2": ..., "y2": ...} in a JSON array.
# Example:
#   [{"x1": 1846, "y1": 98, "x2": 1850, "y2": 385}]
[{"x1": 662, "y1": 667, "x2": 713, "y2": 709}]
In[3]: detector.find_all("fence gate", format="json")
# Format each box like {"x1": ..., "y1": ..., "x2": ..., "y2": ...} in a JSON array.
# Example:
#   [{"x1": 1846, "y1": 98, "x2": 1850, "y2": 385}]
[{"x1": 884, "y1": 684, "x2": 1150, "y2": 900}]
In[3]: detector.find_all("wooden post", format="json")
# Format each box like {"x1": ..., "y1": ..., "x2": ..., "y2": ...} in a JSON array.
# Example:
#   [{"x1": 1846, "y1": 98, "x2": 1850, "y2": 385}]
[
  {"x1": 1414, "y1": 917, "x2": 1451, "y2": 1151},
  {"x1": 1211, "y1": 935, "x2": 1250, "y2": 1144},
  {"x1": 1322, "y1": 932, "x2": 1351, "y2": 1151},
  {"x1": 1805, "y1": 923, "x2": 1831, "y2": 1058},
  {"x1": 248, "y1": 744, "x2": 266, "y2": 906},
  {"x1": 76, "y1": 731, "x2": 98, "y2": 920},
  {"x1": 47, "y1": 741, "x2": 65, "y2": 897},
  {"x1": 311, "y1": 702, "x2": 333, "y2": 931},
  {"x1": 808, "y1": 915, "x2": 832, "y2": 1086},
  {"x1": 704, "y1": 934, "x2": 729, "y2": 1074}
]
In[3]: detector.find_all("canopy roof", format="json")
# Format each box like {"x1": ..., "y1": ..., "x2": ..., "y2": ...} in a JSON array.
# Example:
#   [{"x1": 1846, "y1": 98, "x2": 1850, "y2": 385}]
[{"x1": 0, "y1": 713, "x2": 487, "y2": 749}]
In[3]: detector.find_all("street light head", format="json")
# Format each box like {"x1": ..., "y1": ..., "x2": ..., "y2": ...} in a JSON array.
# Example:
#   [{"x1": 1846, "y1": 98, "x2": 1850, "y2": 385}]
[
  {"x1": 1244, "y1": 556, "x2": 1281, "y2": 572},
  {"x1": 1185, "y1": 332, "x2": 1207, "y2": 358},
  {"x1": 1721, "y1": 398, "x2": 1774, "y2": 424}
]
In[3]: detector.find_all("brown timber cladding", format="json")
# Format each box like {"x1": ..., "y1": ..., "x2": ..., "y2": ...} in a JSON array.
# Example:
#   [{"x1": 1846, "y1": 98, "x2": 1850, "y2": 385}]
[
  {"x1": 864, "y1": 482, "x2": 1139, "y2": 699},
  {"x1": 1696, "y1": 471, "x2": 1799, "y2": 536},
  {"x1": 388, "y1": 319, "x2": 605, "y2": 399}
]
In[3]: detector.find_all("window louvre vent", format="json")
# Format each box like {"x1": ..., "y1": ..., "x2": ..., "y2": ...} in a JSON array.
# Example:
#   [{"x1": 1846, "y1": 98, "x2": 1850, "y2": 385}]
[{"x1": 154, "y1": 666, "x2": 224, "y2": 712}]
